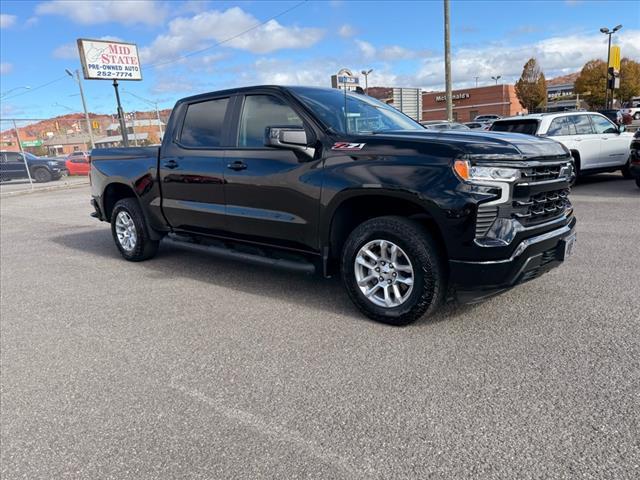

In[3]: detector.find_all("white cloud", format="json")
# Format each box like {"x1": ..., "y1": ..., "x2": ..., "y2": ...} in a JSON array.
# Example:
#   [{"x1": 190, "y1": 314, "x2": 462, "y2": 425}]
[
  {"x1": 0, "y1": 62, "x2": 13, "y2": 75},
  {"x1": 352, "y1": 29, "x2": 640, "y2": 91},
  {"x1": 355, "y1": 40, "x2": 376, "y2": 59},
  {"x1": 25, "y1": 17, "x2": 39, "y2": 27},
  {"x1": 338, "y1": 24, "x2": 356, "y2": 38},
  {"x1": 141, "y1": 7, "x2": 324, "y2": 64},
  {"x1": 36, "y1": 0, "x2": 166, "y2": 25},
  {"x1": 52, "y1": 36, "x2": 123, "y2": 59},
  {"x1": 0, "y1": 14, "x2": 17, "y2": 28}
]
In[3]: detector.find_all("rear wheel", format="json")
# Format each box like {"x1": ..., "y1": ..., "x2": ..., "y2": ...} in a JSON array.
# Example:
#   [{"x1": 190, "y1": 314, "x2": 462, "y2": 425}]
[
  {"x1": 33, "y1": 168, "x2": 52, "y2": 183},
  {"x1": 110, "y1": 198, "x2": 159, "y2": 261},
  {"x1": 341, "y1": 216, "x2": 445, "y2": 325}
]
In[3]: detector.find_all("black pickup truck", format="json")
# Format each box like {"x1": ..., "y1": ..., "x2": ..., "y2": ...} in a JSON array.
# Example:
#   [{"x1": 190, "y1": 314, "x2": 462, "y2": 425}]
[{"x1": 90, "y1": 86, "x2": 576, "y2": 325}]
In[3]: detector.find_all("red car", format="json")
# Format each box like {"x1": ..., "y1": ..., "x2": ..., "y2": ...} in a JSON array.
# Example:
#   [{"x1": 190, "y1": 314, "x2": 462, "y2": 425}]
[{"x1": 65, "y1": 151, "x2": 90, "y2": 175}]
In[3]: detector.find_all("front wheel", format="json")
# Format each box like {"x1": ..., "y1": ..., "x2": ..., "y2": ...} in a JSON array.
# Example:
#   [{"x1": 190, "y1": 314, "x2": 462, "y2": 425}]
[
  {"x1": 33, "y1": 168, "x2": 52, "y2": 183},
  {"x1": 110, "y1": 198, "x2": 159, "y2": 261},
  {"x1": 621, "y1": 159, "x2": 633, "y2": 179},
  {"x1": 341, "y1": 216, "x2": 445, "y2": 326}
]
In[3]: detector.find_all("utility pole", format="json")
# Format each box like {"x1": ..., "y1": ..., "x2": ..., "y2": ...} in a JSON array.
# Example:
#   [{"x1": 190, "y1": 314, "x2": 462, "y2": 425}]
[
  {"x1": 13, "y1": 120, "x2": 33, "y2": 189},
  {"x1": 66, "y1": 69, "x2": 95, "y2": 149},
  {"x1": 475, "y1": 76, "x2": 479, "y2": 88},
  {"x1": 122, "y1": 89, "x2": 164, "y2": 142},
  {"x1": 444, "y1": 0, "x2": 453, "y2": 122}
]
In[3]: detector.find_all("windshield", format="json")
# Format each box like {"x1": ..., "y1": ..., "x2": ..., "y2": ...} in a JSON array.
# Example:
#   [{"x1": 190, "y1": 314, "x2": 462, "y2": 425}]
[
  {"x1": 490, "y1": 119, "x2": 539, "y2": 135},
  {"x1": 24, "y1": 152, "x2": 39, "y2": 161},
  {"x1": 290, "y1": 87, "x2": 424, "y2": 135}
]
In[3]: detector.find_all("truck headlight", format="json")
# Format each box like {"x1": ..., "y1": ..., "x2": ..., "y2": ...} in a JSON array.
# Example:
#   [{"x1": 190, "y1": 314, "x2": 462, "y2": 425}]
[
  {"x1": 47, "y1": 161, "x2": 59, "y2": 167},
  {"x1": 454, "y1": 160, "x2": 520, "y2": 183}
]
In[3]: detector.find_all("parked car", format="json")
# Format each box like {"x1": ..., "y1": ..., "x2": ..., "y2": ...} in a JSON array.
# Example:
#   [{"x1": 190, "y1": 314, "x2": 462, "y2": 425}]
[
  {"x1": 421, "y1": 121, "x2": 471, "y2": 130},
  {"x1": 464, "y1": 122, "x2": 486, "y2": 129},
  {"x1": 489, "y1": 112, "x2": 633, "y2": 180},
  {"x1": 65, "y1": 151, "x2": 91, "y2": 175},
  {"x1": 474, "y1": 114, "x2": 501, "y2": 122},
  {"x1": 90, "y1": 85, "x2": 576, "y2": 325},
  {"x1": 0, "y1": 151, "x2": 67, "y2": 182},
  {"x1": 621, "y1": 99, "x2": 640, "y2": 120},
  {"x1": 629, "y1": 129, "x2": 640, "y2": 189},
  {"x1": 598, "y1": 109, "x2": 623, "y2": 125}
]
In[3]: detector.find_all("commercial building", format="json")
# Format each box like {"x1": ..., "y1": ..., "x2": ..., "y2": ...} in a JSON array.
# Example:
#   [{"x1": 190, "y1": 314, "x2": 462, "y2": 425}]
[
  {"x1": 546, "y1": 72, "x2": 581, "y2": 111},
  {"x1": 422, "y1": 84, "x2": 524, "y2": 122}
]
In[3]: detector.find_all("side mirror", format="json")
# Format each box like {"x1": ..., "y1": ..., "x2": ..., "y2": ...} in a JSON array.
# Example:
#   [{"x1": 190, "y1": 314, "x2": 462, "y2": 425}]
[
  {"x1": 618, "y1": 125, "x2": 626, "y2": 133},
  {"x1": 265, "y1": 126, "x2": 315, "y2": 159}
]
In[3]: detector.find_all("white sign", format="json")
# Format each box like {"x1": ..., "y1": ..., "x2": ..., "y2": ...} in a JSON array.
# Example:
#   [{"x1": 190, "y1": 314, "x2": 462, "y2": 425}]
[{"x1": 77, "y1": 38, "x2": 142, "y2": 81}]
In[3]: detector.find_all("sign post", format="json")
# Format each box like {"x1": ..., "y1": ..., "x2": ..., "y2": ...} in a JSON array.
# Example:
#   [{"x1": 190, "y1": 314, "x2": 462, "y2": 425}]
[{"x1": 77, "y1": 38, "x2": 142, "y2": 147}]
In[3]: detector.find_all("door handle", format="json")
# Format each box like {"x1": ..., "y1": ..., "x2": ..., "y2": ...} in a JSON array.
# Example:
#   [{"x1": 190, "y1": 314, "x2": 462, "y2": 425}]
[
  {"x1": 227, "y1": 160, "x2": 247, "y2": 171},
  {"x1": 164, "y1": 159, "x2": 179, "y2": 169},
  {"x1": 601, "y1": 137, "x2": 609, "y2": 140}
]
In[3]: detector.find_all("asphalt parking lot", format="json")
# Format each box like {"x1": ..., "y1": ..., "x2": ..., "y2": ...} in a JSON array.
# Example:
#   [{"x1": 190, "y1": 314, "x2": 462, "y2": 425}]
[{"x1": 1, "y1": 175, "x2": 638, "y2": 479}]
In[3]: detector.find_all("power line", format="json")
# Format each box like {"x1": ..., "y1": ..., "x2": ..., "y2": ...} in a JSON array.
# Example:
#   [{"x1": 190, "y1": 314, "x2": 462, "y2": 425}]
[
  {"x1": 1, "y1": 75, "x2": 68, "y2": 101},
  {"x1": 147, "y1": 0, "x2": 309, "y2": 69}
]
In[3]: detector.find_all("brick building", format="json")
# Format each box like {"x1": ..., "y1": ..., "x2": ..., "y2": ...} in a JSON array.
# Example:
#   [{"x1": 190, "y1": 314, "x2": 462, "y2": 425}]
[{"x1": 422, "y1": 84, "x2": 525, "y2": 122}]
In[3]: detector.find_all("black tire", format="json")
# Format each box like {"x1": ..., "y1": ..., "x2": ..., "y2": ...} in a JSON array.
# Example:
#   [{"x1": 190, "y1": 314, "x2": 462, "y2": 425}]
[
  {"x1": 341, "y1": 216, "x2": 445, "y2": 326},
  {"x1": 110, "y1": 198, "x2": 159, "y2": 261},
  {"x1": 621, "y1": 159, "x2": 633, "y2": 179},
  {"x1": 569, "y1": 153, "x2": 580, "y2": 187},
  {"x1": 636, "y1": 177, "x2": 640, "y2": 189},
  {"x1": 33, "y1": 168, "x2": 52, "y2": 183}
]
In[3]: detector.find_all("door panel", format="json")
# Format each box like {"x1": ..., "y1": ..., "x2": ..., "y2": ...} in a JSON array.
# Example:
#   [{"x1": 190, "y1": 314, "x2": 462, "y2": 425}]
[
  {"x1": 223, "y1": 94, "x2": 322, "y2": 251},
  {"x1": 1, "y1": 152, "x2": 28, "y2": 179},
  {"x1": 566, "y1": 114, "x2": 601, "y2": 170},
  {"x1": 159, "y1": 96, "x2": 231, "y2": 234},
  {"x1": 590, "y1": 114, "x2": 628, "y2": 167}
]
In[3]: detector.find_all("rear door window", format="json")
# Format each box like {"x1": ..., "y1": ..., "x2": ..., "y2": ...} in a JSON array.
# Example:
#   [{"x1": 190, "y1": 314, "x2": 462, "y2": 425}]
[
  {"x1": 180, "y1": 97, "x2": 230, "y2": 148},
  {"x1": 547, "y1": 117, "x2": 574, "y2": 136},
  {"x1": 490, "y1": 120, "x2": 539, "y2": 135},
  {"x1": 568, "y1": 115, "x2": 594, "y2": 135}
]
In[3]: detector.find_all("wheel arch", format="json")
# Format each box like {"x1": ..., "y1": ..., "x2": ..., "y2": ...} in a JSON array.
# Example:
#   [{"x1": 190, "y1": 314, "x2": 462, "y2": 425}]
[
  {"x1": 102, "y1": 182, "x2": 138, "y2": 222},
  {"x1": 323, "y1": 191, "x2": 448, "y2": 274}
]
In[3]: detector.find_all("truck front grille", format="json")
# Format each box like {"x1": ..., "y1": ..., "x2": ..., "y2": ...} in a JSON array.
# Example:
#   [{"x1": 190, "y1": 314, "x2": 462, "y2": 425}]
[
  {"x1": 519, "y1": 164, "x2": 565, "y2": 183},
  {"x1": 512, "y1": 188, "x2": 571, "y2": 226}
]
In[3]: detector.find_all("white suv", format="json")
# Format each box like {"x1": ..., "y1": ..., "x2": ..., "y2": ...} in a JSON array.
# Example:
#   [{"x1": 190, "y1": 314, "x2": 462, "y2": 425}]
[{"x1": 490, "y1": 112, "x2": 633, "y2": 179}]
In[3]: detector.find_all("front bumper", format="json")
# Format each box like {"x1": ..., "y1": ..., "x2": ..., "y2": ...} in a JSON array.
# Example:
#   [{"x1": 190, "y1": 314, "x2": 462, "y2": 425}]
[{"x1": 450, "y1": 216, "x2": 577, "y2": 303}]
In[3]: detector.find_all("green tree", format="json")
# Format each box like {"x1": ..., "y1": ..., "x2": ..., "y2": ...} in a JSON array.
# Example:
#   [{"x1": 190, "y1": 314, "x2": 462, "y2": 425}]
[
  {"x1": 619, "y1": 58, "x2": 640, "y2": 104},
  {"x1": 515, "y1": 58, "x2": 547, "y2": 113}
]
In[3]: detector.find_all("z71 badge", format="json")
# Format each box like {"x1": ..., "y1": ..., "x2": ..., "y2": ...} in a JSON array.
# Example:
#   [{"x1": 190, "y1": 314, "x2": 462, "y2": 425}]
[{"x1": 332, "y1": 142, "x2": 366, "y2": 151}]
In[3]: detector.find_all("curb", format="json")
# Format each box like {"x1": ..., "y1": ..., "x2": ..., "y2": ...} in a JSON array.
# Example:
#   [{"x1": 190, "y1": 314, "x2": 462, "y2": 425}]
[{"x1": 0, "y1": 180, "x2": 90, "y2": 198}]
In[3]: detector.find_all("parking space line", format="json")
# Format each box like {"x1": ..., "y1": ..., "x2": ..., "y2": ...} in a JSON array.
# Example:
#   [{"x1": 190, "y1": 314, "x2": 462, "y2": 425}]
[{"x1": 169, "y1": 380, "x2": 375, "y2": 479}]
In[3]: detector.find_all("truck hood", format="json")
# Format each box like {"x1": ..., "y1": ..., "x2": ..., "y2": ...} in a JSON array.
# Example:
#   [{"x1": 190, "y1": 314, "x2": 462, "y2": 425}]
[{"x1": 369, "y1": 130, "x2": 570, "y2": 161}]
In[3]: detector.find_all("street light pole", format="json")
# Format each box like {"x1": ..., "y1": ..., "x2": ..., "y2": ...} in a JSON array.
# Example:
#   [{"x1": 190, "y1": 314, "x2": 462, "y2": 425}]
[
  {"x1": 66, "y1": 69, "x2": 95, "y2": 149},
  {"x1": 475, "y1": 76, "x2": 479, "y2": 88},
  {"x1": 361, "y1": 69, "x2": 373, "y2": 95},
  {"x1": 444, "y1": 0, "x2": 453, "y2": 122},
  {"x1": 491, "y1": 75, "x2": 501, "y2": 85},
  {"x1": 600, "y1": 25, "x2": 622, "y2": 110}
]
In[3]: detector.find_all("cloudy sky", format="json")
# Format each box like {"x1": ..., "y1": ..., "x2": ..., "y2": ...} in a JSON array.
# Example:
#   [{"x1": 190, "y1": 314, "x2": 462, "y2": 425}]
[{"x1": 1, "y1": 0, "x2": 639, "y2": 118}]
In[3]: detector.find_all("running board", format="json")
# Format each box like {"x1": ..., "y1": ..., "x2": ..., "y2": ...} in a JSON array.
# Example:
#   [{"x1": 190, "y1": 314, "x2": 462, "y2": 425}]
[{"x1": 163, "y1": 235, "x2": 316, "y2": 275}]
